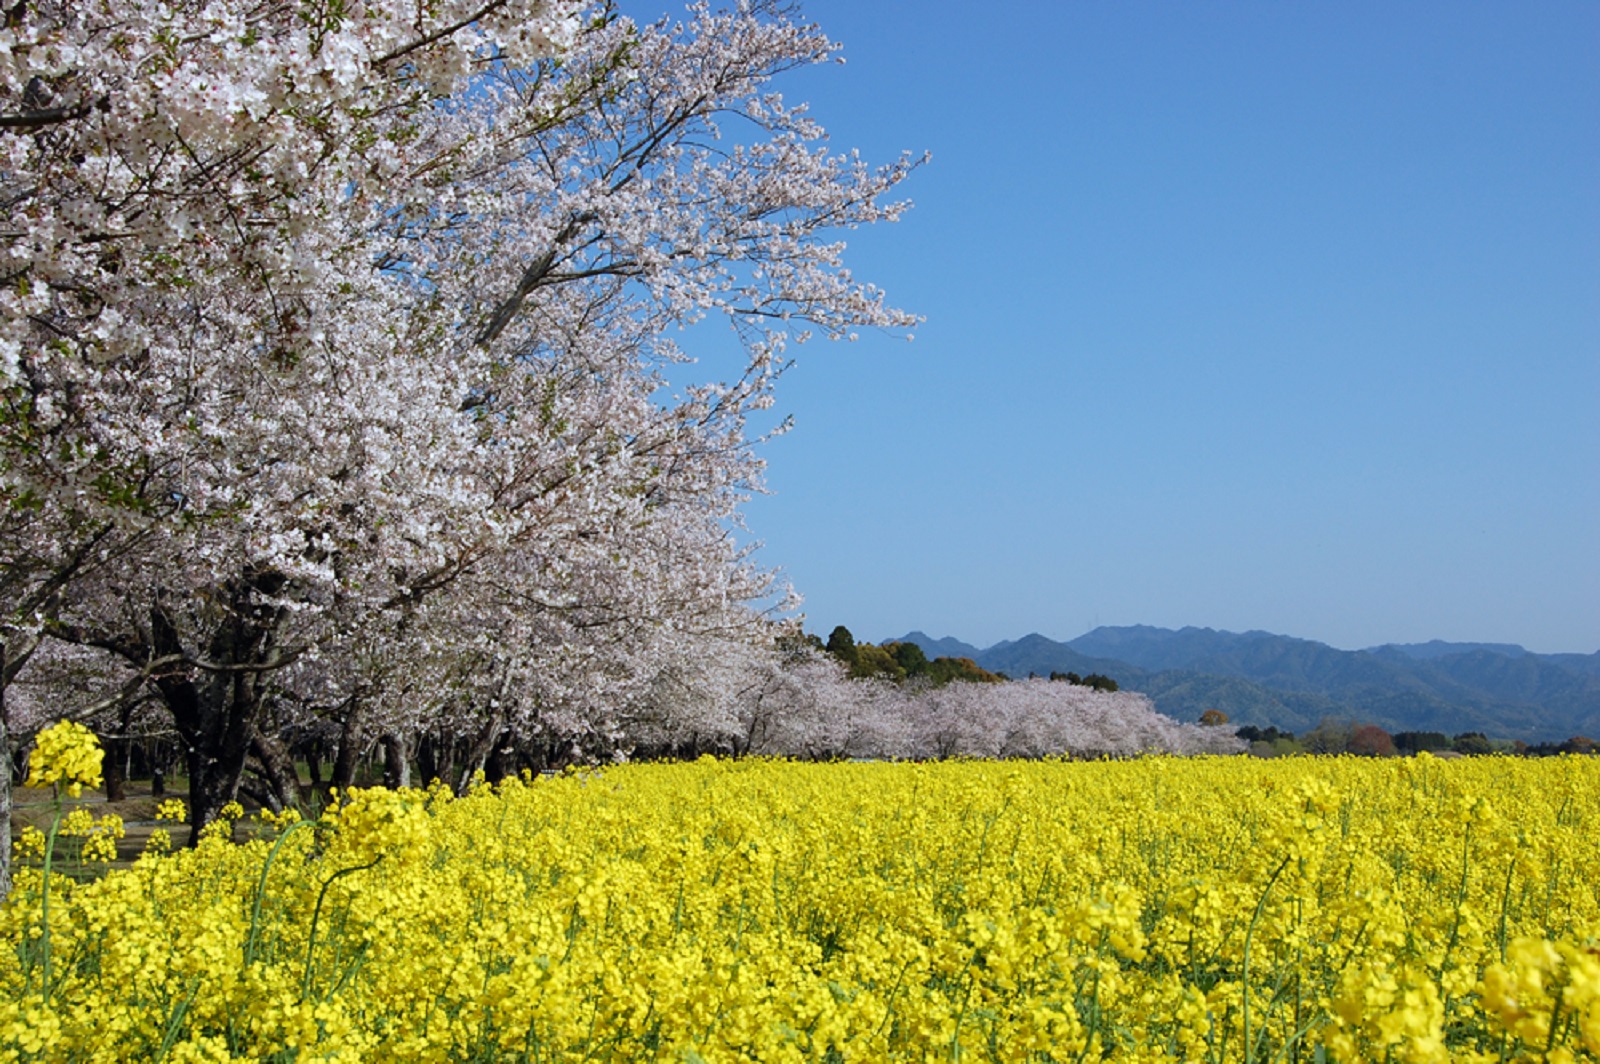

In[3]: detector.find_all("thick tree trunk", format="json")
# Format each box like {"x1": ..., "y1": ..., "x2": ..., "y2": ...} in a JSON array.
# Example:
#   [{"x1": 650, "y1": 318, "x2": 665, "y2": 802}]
[
  {"x1": 133, "y1": 576, "x2": 290, "y2": 846},
  {"x1": 416, "y1": 730, "x2": 451, "y2": 790},
  {"x1": 382, "y1": 733, "x2": 411, "y2": 790},
  {"x1": 183, "y1": 747, "x2": 229, "y2": 841},
  {"x1": 331, "y1": 700, "x2": 368, "y2": 793},
  {"x1": 0, "y1": 631, "x2": 46, "y2": 897},
  {"x1": 102, "y1": 735, "x2": 127, "y2": 802},
  {"x1": 484, "y1": 732, "x2": 516, "y2": 784},
  {"x1": 304, "y1": 739, "x2": 323, "y2": 788},
  {"x1": 0, "y1": 636, "x2": 11, "y2": 900},
  {"x1": 455, "y1": 710, "x2": 507, "y2": 795},
  {"x1": 101, "y1": 700, "x2": 140, "y2": 803},
  {"x1": 250, "y1": 727, "x2": 303, "y2": 811}
]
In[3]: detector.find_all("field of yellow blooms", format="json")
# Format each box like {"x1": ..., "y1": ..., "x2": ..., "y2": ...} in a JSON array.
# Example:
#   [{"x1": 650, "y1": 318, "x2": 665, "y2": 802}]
[{"x1": 4, "y1": 739, "x2": 1599, "y2": 1062}]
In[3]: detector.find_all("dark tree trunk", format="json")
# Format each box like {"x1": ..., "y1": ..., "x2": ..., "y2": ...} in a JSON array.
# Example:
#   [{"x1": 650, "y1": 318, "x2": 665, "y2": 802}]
[
  {"x1": 0, "y1": 636, "x2": 11, "y2": 899},
  {"x1": 237, "y1": 779, "x2": 275, "y2": 809},
  {"x1": 101, "y1": 697, "x2": 140, "y2": 803},
  {"x1": 484, "y1": 732, "x2": 515, "y2": 784},
  {"x1": 304, "y1": 739, "x2": 323, "y2": 788},
  {"x1": 102, "y1": 735, "x2": 127, "y2": 802},
  {"x1": 132, "y1": 574, "x2": 290, "y2": 846},
  {"x1": 455, "y1": 710, "x2": 507, "y2": 795},
  {"x1": 417, "y1": 729, "x2": 455, "y2": 790},
  {"x1": 1, "y1": 630, "x2": 49, "y2": 896},
  {"x1": 416, "y1": 733, "x2": 436, "y2": 788},
  {"x1": 250, "y1": 726, "x2": 303, "y2": 811}
]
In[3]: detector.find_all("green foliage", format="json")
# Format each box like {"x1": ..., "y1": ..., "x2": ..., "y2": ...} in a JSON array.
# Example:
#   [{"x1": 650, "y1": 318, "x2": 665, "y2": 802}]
[
  {"x1": 849, "y1": 643, "x2": 905, "y2": 682},
  {"x1": 923, "y1": 656, "x2": 1004, "y2": 686},
  {"x1": 1393, "y1": 731, "x2": 1450, "y2": 754},
  {"x1": 1302, "y1": 718, "x2": 1356, "y2": 755},
  {"x1": 1048, "y1": 671, "x2": 1119, "y2": 692},
  {"x1": 1235, "y1": 725, "x2": 1296, "y2": 745},
  {"x1": 884, "y1": 641, "x2": 929, "y2": 677},
  {"x1": 824, "y1": 626, "x2": 857, "y2": 666},
  {"x1": 775, "y1": 630, "x2": 824, "y2": 663},
  {"x1": 818, "y1": 631, "x2": 1002, "y2": 687}
]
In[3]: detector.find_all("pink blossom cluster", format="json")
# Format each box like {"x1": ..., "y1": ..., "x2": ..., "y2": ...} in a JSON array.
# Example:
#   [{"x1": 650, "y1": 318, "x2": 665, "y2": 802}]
[{"x1": 625, "y1": 647, "x2": 1249, "y2": 762}]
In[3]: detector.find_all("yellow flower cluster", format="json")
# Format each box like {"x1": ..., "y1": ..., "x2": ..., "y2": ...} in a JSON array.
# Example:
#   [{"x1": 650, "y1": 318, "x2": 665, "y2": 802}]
[
  {"x1": 56, "y1": 809, "x2": 125, "y2": 865},
  {"x1": 2, "y1": 754, "x2": 1597, "y2": 1061},
  {"x1": 1481, "y1": 938, "x2": 1600, "y2": 1059},
  {"x1": 21, "y1": 721, "x2": 103, "y2": 798}
]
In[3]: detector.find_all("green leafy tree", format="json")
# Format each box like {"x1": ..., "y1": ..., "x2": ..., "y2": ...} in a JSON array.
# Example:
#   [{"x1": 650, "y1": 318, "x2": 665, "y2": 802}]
[
  {"x1": 1304, "y1": 718, "x2": 1356, "y2": 755},
  {"x1": 849, "y1": 643, "x2": 907, "y2": 682},
  {"x1": 885, "y1": 641, "x2": 930, "y2": 679},
  {"x1": 926, "y1": 657, "x2": 1005, "y2": 685},
  {"x1": 824, "y1": 626, "x2": 858, "y2": 667},
  {"x1": 1048, "y1": 670, "x2": 1119, "y2": 692},
  {"x1": 1394, "y1": 731, "x2": 1450, "y2": 755}
]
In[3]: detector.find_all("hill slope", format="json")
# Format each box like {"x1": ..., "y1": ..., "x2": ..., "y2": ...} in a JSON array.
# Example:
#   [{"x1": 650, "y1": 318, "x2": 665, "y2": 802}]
[{"x1": 893, "y1": 627, "x2": 1600, "y2": 741}]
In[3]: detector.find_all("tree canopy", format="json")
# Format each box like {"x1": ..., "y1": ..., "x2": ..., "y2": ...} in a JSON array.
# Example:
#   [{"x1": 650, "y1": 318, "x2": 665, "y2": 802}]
[{"x1": 1, "y1": 0, "x2": 922, "y2": 877}]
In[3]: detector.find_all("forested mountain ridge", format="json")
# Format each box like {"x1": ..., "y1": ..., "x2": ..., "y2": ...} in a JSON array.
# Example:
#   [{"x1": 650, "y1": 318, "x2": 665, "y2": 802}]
[{"x1": 893, "y1": 627, "x2": 1600, "y2": 742}]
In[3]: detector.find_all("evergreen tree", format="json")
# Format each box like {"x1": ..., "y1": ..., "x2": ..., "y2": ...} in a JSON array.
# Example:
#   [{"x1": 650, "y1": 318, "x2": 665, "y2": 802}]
[{"x1": 825, "y1": 626, "x2": 858, "y2": 666}]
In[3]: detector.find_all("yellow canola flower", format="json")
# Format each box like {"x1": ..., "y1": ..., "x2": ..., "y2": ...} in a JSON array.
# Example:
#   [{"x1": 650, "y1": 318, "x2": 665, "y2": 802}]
[
  {"x1": 80, "y1": 814, "x2": 125, "y2": 864},
  {"x1": 1482, "y1": 937, "x2": 1600, "y2": 1055},
  {"x1": 258, "y1": 806, "x2": 301, "y2": 833},
  {"x1": 11, "y1": 825, "x2": 46, "y2": 860},
  {"x1": 0, "y1": 755, "x2": 1596, "y2": 1061},
  {"x1": 321, "y1": 786, "x2": 434, "y2": 866},
  {"x1": 23, "y1": 719, "x2": 103, "y2": 797}
]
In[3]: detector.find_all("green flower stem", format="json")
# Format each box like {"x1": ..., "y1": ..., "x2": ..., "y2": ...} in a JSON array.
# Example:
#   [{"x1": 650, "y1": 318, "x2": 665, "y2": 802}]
[
  {"x1": 244, "y1": 819, "x2": 314, "y2": 966},
  {"x1": 40, "y1": 787, "x2": 62, "y2": 1002},
  {"x1": 302, "y1": 856, "x2": 383, "y2": 1002}
]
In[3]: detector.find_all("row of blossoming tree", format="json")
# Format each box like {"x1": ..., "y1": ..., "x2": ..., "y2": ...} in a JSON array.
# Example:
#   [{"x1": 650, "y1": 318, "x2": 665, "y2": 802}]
[
  {"x1": 0, "y1": 0, "x2": 1236, "y2": 897},
  {"x1": 0, "y1": 0, "x2": 929, "y2": 877}
]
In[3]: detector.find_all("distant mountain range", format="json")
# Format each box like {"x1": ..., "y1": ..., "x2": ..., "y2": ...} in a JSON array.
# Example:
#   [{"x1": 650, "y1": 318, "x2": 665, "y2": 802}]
[{"x1": 892, "y1": 626, "x2": 1600, "y2": 743}]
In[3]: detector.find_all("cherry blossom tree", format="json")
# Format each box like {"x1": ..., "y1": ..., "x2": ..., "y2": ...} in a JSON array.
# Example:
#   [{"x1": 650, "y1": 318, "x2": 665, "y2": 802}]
[
  {"x1": 729, "y1": 652, "x2": 1248, "y2": 762},
  {"x1": 2, "y1": 0, "x2": 924, "y2": 863},
  {"x1": 1, "y1": 0, "x2": 588, "y2": 884}
]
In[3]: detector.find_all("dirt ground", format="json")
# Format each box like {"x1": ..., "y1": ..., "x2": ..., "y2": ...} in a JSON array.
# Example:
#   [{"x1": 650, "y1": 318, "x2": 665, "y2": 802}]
[{"x1": 11, "y1": 779, "x2": 194, "y2": 871}]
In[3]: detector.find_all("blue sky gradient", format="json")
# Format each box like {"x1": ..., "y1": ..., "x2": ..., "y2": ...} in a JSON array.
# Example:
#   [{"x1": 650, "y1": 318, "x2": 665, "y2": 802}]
[{"x1": 654, "y1": 1, "x2": 1600, "y2": 653}]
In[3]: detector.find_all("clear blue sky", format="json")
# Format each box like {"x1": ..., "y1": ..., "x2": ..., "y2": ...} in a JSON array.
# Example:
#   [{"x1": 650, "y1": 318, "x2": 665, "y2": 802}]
[{"x1": 657, "y1": 1, "x2": 1600, "y2": 654}]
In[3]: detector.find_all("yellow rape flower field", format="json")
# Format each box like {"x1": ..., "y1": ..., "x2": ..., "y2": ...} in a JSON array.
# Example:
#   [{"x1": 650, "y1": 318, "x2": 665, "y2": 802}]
[{"x1": 4, "y1": 753, "x2": 1599, "y2": 1062}]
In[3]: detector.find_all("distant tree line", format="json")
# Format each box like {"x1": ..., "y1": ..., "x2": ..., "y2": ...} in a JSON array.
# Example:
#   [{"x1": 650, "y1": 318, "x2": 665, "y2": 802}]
[
  {"x1": 1047, "y1": 672, "x2": 1120, "y2": 692},
  {"x1": 1231, "y1": 721, "x2": 1598, "y2": 758},
  {"x1": 815, "y1": 626, "x2": 1128, "y2": 694},
  {"x1": 820, "y1": 627, "x2": 1007, "y2": 686}
]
